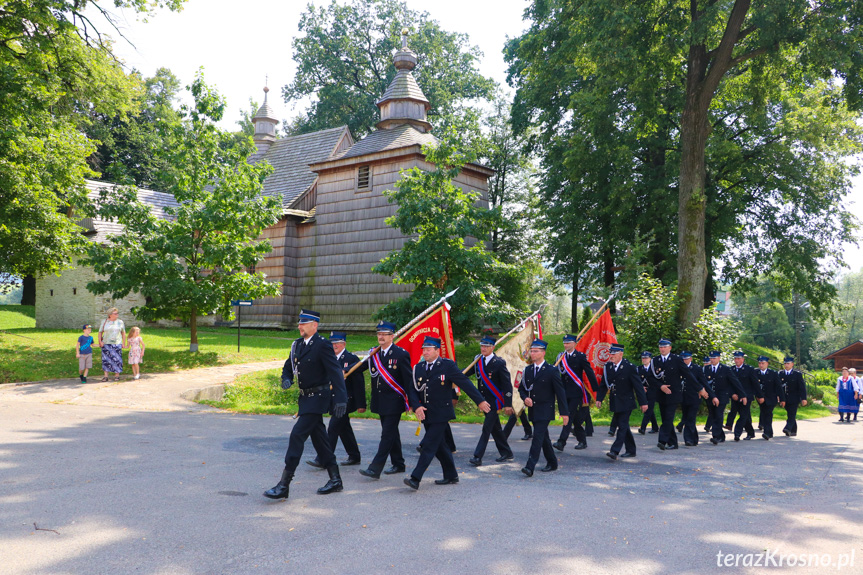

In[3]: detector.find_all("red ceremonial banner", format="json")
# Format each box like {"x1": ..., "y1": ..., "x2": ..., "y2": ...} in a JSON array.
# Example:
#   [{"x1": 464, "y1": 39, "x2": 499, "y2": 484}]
[
  {"x1": 575, "y1": 309, "x2": 618, "y2": 382},
  {"x1": 394, "y1": 303, "x2": 456, "y2": 365}
]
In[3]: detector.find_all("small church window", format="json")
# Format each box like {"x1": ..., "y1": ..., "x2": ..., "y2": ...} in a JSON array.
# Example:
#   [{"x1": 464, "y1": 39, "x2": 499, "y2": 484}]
[
  {"x1": 73, "y1": 288, "x2": 77, "y2": 295},
  {"x1": 50, "y1": 290, "x2": 54, "y2": 297},
  {"x1": 247, "y1": 264, "x2": 256, "y2": 275},
  {"x1": 357, "y1": 165, "x2": 372, "y2": 190}
]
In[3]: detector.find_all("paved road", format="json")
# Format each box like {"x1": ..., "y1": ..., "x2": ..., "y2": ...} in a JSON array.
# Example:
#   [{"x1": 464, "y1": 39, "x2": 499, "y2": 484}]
[{"x1": 1, "y1": 374, "x2": 861, "y2": 574}]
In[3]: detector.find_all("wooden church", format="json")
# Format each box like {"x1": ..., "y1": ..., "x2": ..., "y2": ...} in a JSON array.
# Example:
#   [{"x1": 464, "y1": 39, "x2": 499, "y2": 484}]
[{"x1": 240, "y1": 32, "x2": 493, "y2": 330}]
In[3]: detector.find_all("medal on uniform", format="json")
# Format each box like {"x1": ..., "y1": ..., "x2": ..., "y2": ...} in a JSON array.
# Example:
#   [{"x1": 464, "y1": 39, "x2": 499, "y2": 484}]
[{"x1": 440, "y1": 374, "x2": 445, "y2": 385}]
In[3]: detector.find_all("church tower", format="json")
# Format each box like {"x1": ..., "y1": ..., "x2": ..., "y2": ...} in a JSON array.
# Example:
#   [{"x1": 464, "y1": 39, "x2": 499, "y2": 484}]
[
  {"x1": 375, "y1": 29, "x2": 432, "y2": 132},
  {"x1": 252, "y1": 85, "x2": 279, "y2": 157}
]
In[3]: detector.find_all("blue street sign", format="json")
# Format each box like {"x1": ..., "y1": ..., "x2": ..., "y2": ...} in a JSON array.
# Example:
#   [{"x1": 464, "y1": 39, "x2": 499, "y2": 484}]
[{"x1": 231, "y1": 300, "x2": 253, "y2": 306}]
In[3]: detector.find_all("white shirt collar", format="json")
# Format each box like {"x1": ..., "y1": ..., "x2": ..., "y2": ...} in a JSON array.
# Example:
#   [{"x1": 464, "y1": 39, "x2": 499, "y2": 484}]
[
  {"x1": 533, "y1": 360, "x2": 545, "y2": 369},
  {"x1": 336, "y1": 349, "x2": 344, "y2": 360},
  {"x1": 303, "y1": 335, "x2": 313, "y2": 344},
  {"x1": 380, "y1": 344, "x2": 392, "y2": 354},
  {"x1": 483, "y1": 353, "x2": 493, "y2": 364},
  {"x1": 661, "y1": 354, "x2": 669, "y2": 361}
]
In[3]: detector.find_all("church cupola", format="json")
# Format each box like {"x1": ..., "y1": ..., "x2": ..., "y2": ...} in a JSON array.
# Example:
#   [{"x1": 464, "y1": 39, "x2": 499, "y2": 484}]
[
  {"x1": 252, "y1": 85, "x2": 279, "y2": 155},
  {"x1": 375, "y1": 29, "x2": 432, "y2": 132}
]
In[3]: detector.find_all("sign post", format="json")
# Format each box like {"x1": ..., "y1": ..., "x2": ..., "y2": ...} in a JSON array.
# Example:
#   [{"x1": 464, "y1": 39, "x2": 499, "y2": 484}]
[{"x1": 230, "y1": 300, "x2": 253, "y2": 352}]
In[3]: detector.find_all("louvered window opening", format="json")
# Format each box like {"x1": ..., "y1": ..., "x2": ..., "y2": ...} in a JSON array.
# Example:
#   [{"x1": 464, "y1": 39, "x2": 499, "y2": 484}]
[{"x1": 358, "y1": 165, "x2": 371, "y2": 190}]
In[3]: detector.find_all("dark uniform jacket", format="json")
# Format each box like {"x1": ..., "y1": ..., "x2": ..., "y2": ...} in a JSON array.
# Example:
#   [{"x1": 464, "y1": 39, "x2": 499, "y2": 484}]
[
  {"x1": 336, "y1": 349, "x2": 367, "y2": 414},
  {"x1": 704, "y1": 363, "x2": 744, "y2": 403},
  {"x1": 281, "y1": 333, "x2": 348, "y2": 416},
  {"x1": 650, "y1": 353, "x2": 698, "y2": 404},
  {"x1": 473, "y1": 353, "x2": 513, "y2": 409},
  {"x1": 519, "y1": 361, "x2": 569, "y2": 422},
  {"x1": 779, "y1": 369, "x2": 807, "y2": 405},
  {"x1": 411, "y1": 357, "x2": 483, "y2": 423},
  {"x1": 756, "y1": 368, "x2": 786, "y2": 407},
  {"x1": 732, "y1": 363, "x2": 761, "y2": 402},
  {"x1": 556, "y1": 350, "x2": 599, "y2": 406},
  {"x1": 682, "y1": 362, "x2": 709, "y2": 405},
  {"x1": 597, "y1": 359, "x2": 648, "y2": 413},
  {"x1": 355, "y1": 344, "x2": 415, "y2": 416},
  {"x1": 637, "y1": 364, "x2": 661, "y2": 401}
]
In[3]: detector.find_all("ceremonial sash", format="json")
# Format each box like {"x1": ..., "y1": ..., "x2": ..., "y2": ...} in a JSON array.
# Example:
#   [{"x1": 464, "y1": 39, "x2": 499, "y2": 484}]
[
  {"x1": 561, "y1": 355, "x2": 591, "y2": 403},
  {"x1": 477, "y1": 357, "x2": 505, "y2": 410},
  {"x1": 371, "y1": 352, "x2": 410, "y2": 411}
]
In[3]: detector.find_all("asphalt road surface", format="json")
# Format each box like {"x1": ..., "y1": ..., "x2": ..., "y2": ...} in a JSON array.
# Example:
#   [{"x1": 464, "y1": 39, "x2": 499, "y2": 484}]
[{"x1": 1, "y1": 387, "x2": 861, "y2": 574}]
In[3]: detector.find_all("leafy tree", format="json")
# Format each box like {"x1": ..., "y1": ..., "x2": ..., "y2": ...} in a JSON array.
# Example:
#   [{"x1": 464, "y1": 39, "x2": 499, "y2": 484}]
[
  {"x1": 620, "y1": 274, "x2": 680, "y2": 359},
  {"x1": 372, "y1": 133, "x2": 526, "y2": 338},
  {"x1": 505, "y1": 0, "x2": 863, "y2": 329},
  {"x1": 236, "y1": 97, "x2": 260, "y2": 137},
  {"x1": 85, "y1": 74, "x2": 282, "y2": 351},
  {"x1": 681, "y1": 306, "x2": 742, "y2": 362},
  {"x1": 813, "y1": 268, "x2": 863, "y2": 366},
  {"x1": 283, "y1": 0, "x2": 495, "y2": 138},
  {"x1": 0, "y1": 0, "x2": 183, "y2": 294},
  {"x1": 86, "y1": 67, "x2": 183, "y2": 189}
]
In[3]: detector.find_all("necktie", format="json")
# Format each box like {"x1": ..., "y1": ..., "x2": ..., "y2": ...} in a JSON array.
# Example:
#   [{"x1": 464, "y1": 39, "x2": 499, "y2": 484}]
[
  {"x1": 426, "y1": 363, "x2": 431, "y2": 372},
  {"x1": 713, "y1": 366, "x2": 716, "y2": 373}
]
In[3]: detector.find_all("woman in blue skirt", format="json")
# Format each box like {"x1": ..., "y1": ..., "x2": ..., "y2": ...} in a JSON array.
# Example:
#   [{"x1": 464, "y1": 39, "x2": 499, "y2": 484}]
[{"x1": 836, "y1": 367, "x2": 859, "y2": 423}]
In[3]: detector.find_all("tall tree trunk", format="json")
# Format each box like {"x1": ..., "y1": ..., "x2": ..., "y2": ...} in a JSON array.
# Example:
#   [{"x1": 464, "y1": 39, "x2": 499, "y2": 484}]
[
  {"x1": 190, "y1": 306, "x2": 198, "y2": 352},
  {"x1": 21, "y1": 275, "x2": 35, "y2": 306},
  {"x1": 571, "y1": 267, "x2": 580, "y2": 333}
]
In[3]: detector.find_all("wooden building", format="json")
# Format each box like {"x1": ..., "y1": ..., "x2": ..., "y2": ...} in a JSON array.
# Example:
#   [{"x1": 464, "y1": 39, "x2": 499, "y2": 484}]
[
  {"x1": 823, "y1": 340, "x2": 863, "y2": 372},
  {"x1": 239, "y1": 31, "x2": 493, "y2": 330}
]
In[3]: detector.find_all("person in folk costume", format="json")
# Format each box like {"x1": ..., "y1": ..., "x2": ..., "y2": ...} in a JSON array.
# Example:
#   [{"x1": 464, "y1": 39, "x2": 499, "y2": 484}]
[
  {"x1": 850, "y1": 368, "x2": 862, "y2": 422},
  {"x1": 404, "y1": 337, "x2": 489, "y2": 490},
  {"x1": 637, "y1": 351, "x2": 660, "y2": 435},
  {"x1": 553, "y1": 334, "x2": 599, "y2": 452},
  {"x1": 518, "y1": 340, "x2": 569, "y2": 476},
  {"x1": 355, "y1": 321, "x2": 417, "y2": 480},
  {"x1": 306, "y1": 332, "x2": 366, "y2": 469},
  {"x1": 264, "y1": 310, "x2": 348, "y2": 500},
  {"x1": 595, "y1": 343, "x2": 648, "y2": 460},
  {"x1": 469, "y1": 335, "x2": 515, "y2": 466},
  {"x1": 837, "y1": 367, "x2": 859, "y2": 423},
  {"x1": 779, "y1": 356, "x2": 808, "y2": 437}
]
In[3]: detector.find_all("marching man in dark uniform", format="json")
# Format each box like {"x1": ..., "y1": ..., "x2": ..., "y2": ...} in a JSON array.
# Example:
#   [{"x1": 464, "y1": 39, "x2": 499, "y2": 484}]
[
  {"x1": 404, "y1": 337, "x2": 489, "y2": 490},
  {"x1": 264, "y1": 310, "x2": 348, "y2": 500},
  {"x1": 705, "y1": 351, "x2": 745, "y2": 444},
  {"x1": 637, "y1": 351, "x2": 660, "y2": 435},
  {"x1": 356, "y1": 321, "x2": 417, "y2": 480},
  {"x1": 553, "y1": 334, "x2": 599, "y2": 451},
  {"x1": 469, "y1": 335, "x2": 514, "y2": 466},
  {"x1": 731, "y1": 351, "x2": 761, "y2": 441},
  {"x1": 726, "y1": 351, "x2": 750, "y2": 431},
  {"x1": 306, "y1": 332, "x2": 366, "y2": 469},
  {"x1": 596, "y1": 343, "x2": 648, "y2": 460},
  {"x1": 519, "y1": 340, "x2": 569, "y2": 477},
  {"x1": 702, "y1": 356, "x2": 714, "y2": 432},
  {"x1": 680, "y1": 351, "x2": 711, "y2": 446},
  {"x1": 755, "y1": 356, "x2": 785, "y2": 440},
  {"x1": 780, "y1": 356, "x2": 808, "y2": 437},
  {"x1": 651, "y1": 339, "x2": 698, "y2": 450}
]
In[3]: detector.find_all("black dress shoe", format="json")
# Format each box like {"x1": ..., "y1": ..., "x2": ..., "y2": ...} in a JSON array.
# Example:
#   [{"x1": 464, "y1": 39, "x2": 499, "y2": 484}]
[
  {"x1": 552, "y1": 441, "x2": 564, "y2": 452},
  {"x1": 359, "y1": 468, "x2": 381, "y2": 479},
  {"x1": 684, "y1": 441, "x2": 696, "y2": 446},
  {"x1": 469, "y1": 457, "x2": 482, "y2": 466},
  {"x1": 757, "y1": 425, "x2": 763, "y2": 430},
  {"x1": 540, "y1": 464, "x2": 558, "y2": 472},
  {"x1": 762, "y1": 433, "x2": 769, "y2": 441},
  {"x1": 317, "y1": 466, "x2": 343, "y2": 494},
  {"x1": 710, "y1": 438, "x2": 719, "y2": 445},
  {"x1": 521, "y1": 467, "x2": 533, "y2": 477},
  {"x1": 783, "y1": 430, "x2": 790, "y2": 437},
  {"x1": 657, "y1": 442, "x2": 666, "y2": 450},
  {"x1": 744, "y1": 435, "x2": 754, "y2": 440},
  {"x1": 620, "y1": 452, "x2": 636, "y2": 458},
  {"x1": 416, "y1": 445, "x2": 422, "y2": 453},
  {"x1": 383, "y1": 465, "x2": 405, "y2": 475},
  {"x1": 637, "y1": 428, "x2": 646, "y2": 435},
  {"x1": 305, "y1": 458, "x2": 324, "y2": 469},
  {"x1": 607, "y1": 430, "x2": 616, "y2": 436},
  {"x1": 573, "y1": 442, "x2": 587, "y2": 450},
  {"x1": 665, "y1": 445, "x2": 678, "y2": 450},
  {"x1": 723, "y1": 425, "x2": 733, "y2": 431},
  {"x1": 676, "y1": 425, "x2": 684, "y2": 433},
  {"x1": 340, "y1": 457, "x2": 361, "y2": 466},
  {"x1": 648, "y1": 429, "x2": 659, "y2": 434},
  {"x1": 789, "y1": 432, "x2": 797, "y2": 437},
  {"x1": 734, "y1": 435, "x2": 741, "y2": 442},
  {"x1": 606, "y1": 451, "x2": 618, "y2": 460},
  {"x1": 521, "y1": 433, "x2": 533, "y2": 440},
  {"x1": 495, "y1": 454, "x2": 514, "y2": 462},
  {"x1": 403, "y1": 476, "x2": 420, "y2": 490},
  {"x1": 263, "y1": 468, "x2": 293, "y2": 500},
  {"x1": 703, "y1": 427, "x2": 711, "y2": 433},
  {"x1": 434, "y1": 477, "x2": 459, "y2": 485}
]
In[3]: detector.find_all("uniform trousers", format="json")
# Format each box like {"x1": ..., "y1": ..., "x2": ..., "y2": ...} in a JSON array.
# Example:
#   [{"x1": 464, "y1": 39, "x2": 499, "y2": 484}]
[
  {"x1": 733, "y1": 402, "x2": 755, "y2": 438},
  {"x1": 474, "y1": 410, "x2": 513, "y2": 459},
  {"x1": 610, "y1": 410, "x2": 636, "y2": 455},
  {"x1": 556, "y1": 400, "x2": 588, "y2": 446},
  {"x1": 680, "y1": 402, "x2": 700, "y2": 445},
  {"x1": 704, "y1": 399, "x2": 715, "y2": 431},
  {"x1": 761, "y1": 404, "x2": 775, "y2": 438},
  {"x1": 369, "y1": 413, "x2": 404, "y2": 473},
  {"x1": 327, "y1": 412, "x2": 360, "y2": 461},
  {"x1": 525, "y1": 418, "x2": 557, "y2": 472},
  {"x1": 411, "y1": 421, "x2": 457, "y2": 481},
  {"x1": 658, "y1": 400, "x2": 680, "y2": 447},
  {"x1": 726, "y1": 400, "x2": 741, "y2": 429},
  {"x1": 284, "y1": 413, "x2": 336, "y2": 473},
  {"x1": 784, "y1": 403, "x2": 799, "y2": 434},
  {"x1": 639, "y1": 397, "x2": 659, "y2": 432},
  {"x1": 503, "y1": 410, "x2": 532, "y2": 438}
]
